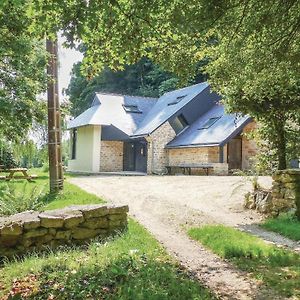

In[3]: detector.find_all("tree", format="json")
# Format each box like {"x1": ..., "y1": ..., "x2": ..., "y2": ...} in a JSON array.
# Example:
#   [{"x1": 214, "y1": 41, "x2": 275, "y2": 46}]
[
  {"x1": 16, "y1": 0, "x2": 300, "y2": 169},
  {"x1": 202, "y1": 2, "x2": 300, "y2": 170},
  {"x1": 0, "y1": 2, "x2": 47, "y2": 141}
]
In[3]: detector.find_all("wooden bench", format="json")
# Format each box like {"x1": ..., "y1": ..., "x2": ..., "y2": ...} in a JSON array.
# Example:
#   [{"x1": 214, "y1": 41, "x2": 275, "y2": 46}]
[
  {"x1": 0, "y1": 168, "x2": 38, "y2": 182},
  {"x1": 166, "y1": 164, "x2": 214, "y2": 176}
]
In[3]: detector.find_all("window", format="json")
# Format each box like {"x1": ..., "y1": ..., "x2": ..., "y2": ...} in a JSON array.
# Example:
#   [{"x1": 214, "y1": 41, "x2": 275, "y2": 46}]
[
  {"x1": 71, "y1": 128, "x2": 77, "y2": 159},
  {"x1": 170, "y1": 114, "x2": 189, "y2": 134},
  {"x1": 198, "y1": 117, "x2": 221, "y2": 130},
  {"x1": 123, "y1": 104, "x2": 142, "y2": 113},
  {"x1": 168, "y1": 94, "x2": 187, "y2": 106}
]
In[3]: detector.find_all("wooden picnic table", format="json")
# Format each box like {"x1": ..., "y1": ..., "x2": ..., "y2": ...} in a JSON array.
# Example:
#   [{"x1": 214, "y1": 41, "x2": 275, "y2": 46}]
[
  {"x1": 166, "y1": 164, "x2": 214, "y2": 176},
  {"x1": 0, "y1": 167, "x2": 37, "y2": 182}
]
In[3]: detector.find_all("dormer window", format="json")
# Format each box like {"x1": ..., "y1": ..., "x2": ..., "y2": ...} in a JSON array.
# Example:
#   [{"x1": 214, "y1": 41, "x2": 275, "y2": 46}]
[
  {"x1": 123, "y1": 105, "x2": 142, "y2": 113},
  {"x1": 198, "y1": 117, "x2": 221, "y2": 130},
  {"x1": 168, "y1": 94, "x2": 187, "y2": 106},
  {"x1": 170, "y1": 114, "x2": 189, "y2": 134}
]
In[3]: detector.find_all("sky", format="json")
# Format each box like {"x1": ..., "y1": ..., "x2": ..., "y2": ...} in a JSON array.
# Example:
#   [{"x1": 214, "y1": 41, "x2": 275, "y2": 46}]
[{"x1": 57, "y1": 36, "x2": 83, "y2": 101}]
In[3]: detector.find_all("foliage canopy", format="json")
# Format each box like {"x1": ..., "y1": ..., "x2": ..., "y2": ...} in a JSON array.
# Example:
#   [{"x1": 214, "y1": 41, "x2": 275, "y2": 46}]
[
  {"x1": 0, "y1": 1, "x2": 47, "y2": 141},
  {"x1": 1, "y1": 0, "x2": 299, "y2": 168}
]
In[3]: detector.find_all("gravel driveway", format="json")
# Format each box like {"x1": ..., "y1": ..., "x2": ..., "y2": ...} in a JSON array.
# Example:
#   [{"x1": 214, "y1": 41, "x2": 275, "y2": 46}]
[
  {"x1": 70, "y1": 175, "x2": 286, "y2": 300},
  {"x1": 70, "y1": 175, "x2": 272, "y2": 227}
]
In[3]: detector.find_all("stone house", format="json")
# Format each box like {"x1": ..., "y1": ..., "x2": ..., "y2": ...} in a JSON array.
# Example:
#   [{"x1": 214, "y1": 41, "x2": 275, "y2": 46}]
[{"x1": 67, "y1": 82, "x2": 257, "y2": 175}]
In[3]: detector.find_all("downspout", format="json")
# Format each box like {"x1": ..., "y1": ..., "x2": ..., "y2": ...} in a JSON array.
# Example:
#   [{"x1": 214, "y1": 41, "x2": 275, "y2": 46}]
[
  {"x1": 219, "y1": 146, "x2": 224, "y2": 163},
  {"x1": 145, "y1": 134, "x2": 154, "y2": 174}
]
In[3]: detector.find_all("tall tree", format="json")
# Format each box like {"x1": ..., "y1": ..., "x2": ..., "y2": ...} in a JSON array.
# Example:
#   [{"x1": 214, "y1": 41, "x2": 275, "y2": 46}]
[
  {"x1": 0, "y1": 2, "x2": 47, "y2": 141},
  {"x1": 26, "y1": 0, "x2": 300, "y2": 169}
]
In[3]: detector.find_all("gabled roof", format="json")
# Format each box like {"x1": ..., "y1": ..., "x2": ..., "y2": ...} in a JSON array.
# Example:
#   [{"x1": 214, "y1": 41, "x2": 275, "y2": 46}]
[
  {"x1": 166, "y1": 104, "x2": 252, "y2": 148},
  {"x1": 132, "y1": 82, "x2": 209, "y2": 137},
  {"x1": 67, "y1": 94, "x2": 157, "y2": 136}
]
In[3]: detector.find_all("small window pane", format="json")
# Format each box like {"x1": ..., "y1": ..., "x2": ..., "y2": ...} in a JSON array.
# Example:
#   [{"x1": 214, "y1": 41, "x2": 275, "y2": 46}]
[
  {"x1": 71, "y1": 128, "x2": 77, "y2": 159},
  {"x1": 123, "y1": 105, "x2": 142, "y2": 113},
  {"x1": 198, "y1": 117, "x2": 221, "y2": 130},
  {"x1": 168, "y1": 94, "x2": 187, "y2": 106}
]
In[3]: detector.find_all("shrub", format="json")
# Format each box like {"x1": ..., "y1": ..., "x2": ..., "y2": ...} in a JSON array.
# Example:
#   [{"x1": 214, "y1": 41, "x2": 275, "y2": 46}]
[
  {"x1": 0, "y1": 183, "x2": 45, "y2": 216},
  {"x1": 0, "y1": 147, "x2": 18, "y2": 169},
  {"x1": 42, "y1": 163, "x2": 49, "y2": 172}
]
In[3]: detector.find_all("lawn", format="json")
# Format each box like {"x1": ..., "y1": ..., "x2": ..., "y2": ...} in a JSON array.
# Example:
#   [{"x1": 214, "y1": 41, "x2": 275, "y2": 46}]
[
  {"x1": 261, "y1": 214, "x2": 300, "y2": 241},
  {"x1": 188, "y1": 225, "x2": 300, "y2": 298},
  {"x1": 0, "y1": 221, "x2": 214, "y2": 299},
  {"x1": 0, "y1": 169, "x2": 104, "y2": 215},
  {"x1": 0, "y1": 169, "x2": 214, "y2": 299}
]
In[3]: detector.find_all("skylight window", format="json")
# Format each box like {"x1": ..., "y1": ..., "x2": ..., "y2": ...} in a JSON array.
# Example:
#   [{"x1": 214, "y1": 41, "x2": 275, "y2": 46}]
[
  {"x1": 168, "y1": 94, "x2": 187, "y2": 106},
  {"x1": 123, "y1": 105, "x2": 142, "y2": 113},
  {"x1": 198, "y1": 117, "x2": 221, "y2": 130}
]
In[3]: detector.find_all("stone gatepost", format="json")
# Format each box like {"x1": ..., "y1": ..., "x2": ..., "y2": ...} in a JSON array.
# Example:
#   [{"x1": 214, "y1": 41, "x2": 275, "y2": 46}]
[{"x1": 272, "y1": 169, "x2": 300, "y2": 218}]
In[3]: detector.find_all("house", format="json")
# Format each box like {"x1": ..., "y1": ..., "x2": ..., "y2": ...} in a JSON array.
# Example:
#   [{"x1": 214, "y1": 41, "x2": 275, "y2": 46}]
[{"x1": 67, "y1": 82, "x2": 257, "y2": 175}]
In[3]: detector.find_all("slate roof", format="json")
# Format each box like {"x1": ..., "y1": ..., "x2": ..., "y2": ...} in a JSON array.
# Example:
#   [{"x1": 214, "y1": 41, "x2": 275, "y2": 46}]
[
  {"x1": 132, "y1": 82, "x2": 209, "y2": 137},
  {"x1": 67, "y1": 93, "x2": 157, "y2": 136},
  {"x1": 166, "y1": 104, "x2": 252, "y2": 148},
  {"x1": 67, "y1": 83, "x2": 252, "y2": 149}
]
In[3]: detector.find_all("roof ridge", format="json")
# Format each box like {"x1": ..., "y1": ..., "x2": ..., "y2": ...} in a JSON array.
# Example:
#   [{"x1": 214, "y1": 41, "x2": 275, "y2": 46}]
[
  {"x1": 163, "y1": 82, "x2": 208, "y2": 96},
  {"x1": 95, "y1": 92, "x2": 158, "y2": 100}
]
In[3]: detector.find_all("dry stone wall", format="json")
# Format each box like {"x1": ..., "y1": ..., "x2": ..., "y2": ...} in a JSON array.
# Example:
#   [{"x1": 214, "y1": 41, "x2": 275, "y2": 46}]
[
  {"x1": 272, "y1": 169, "x2": 300, "y2": 218},
  {"x1": 0, "y1": 204, "x2": 128, "y2": 258},
  {"x1": 245, "y1": 169, "x2": 300, "y2": 216}
]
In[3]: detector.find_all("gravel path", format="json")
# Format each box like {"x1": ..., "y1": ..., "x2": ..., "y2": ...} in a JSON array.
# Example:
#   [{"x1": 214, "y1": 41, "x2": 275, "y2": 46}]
[{"x1": 70, "y1": 175, "x2": 291, "y2": 299}]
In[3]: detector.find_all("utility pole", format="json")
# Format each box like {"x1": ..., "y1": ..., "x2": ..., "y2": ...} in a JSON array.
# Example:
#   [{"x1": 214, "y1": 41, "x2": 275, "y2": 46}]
[{"x1": 46, "y1": 38, "x2": 64, "y2": 192}]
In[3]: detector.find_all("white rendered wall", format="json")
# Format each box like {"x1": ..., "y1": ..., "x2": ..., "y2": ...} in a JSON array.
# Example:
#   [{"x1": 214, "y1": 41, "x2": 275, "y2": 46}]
[{"x1": 68, "y1": 125, "x2": 101, "y2": 173}]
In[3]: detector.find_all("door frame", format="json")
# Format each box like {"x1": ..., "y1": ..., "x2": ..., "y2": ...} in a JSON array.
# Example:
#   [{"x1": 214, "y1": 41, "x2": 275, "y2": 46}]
[
  {"x1": 123, "y1": 141, "x2": 136, "y2": 171},
  {"x1": 227, "y1": 137, "x2": 242, "y2": 170},
  {"x1": 123, "y1": 140, "x2": 148, "y2": 172}
]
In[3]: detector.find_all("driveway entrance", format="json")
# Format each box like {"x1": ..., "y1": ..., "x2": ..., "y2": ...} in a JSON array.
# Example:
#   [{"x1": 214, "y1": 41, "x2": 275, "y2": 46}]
[{"x1": 70, "y1": 175, "x2": 275, "y2": 299}]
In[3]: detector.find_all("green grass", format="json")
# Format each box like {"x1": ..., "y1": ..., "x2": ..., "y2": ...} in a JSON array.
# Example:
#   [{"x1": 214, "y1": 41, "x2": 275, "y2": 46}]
[
  {"x1": 0, "y1": 168, "x2": 104, "y2": 214},
  {"x1": 0, "y1": 220, "x2": 214, "y2": 299},
  {"x1": 261, "y1": 214, "x2": 300, "y2": 241},
  {"x1": 188, "y1": 225, "x2": 300, "y2": 298},
  {"x1": 0, "y1": 168, "x2": 214, "y2": 299}
]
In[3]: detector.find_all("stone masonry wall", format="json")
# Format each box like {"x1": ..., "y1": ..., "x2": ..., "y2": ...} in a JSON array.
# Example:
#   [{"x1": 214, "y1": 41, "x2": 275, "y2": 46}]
[
  {"x1": 245, "y1": 169, "x2": 300, "y2": 216},
  {"x1": 0, "y1": 205, "x2": 128, "y2": 258},
  {"x1": 168, "y1": 147, "x2": 228, "y2": 175},
  {"x1": 146, "y1": 122, "x2": 176, "y2": 174},
  {"x1": 100, "y1": 141, "x2": 123, "y2": 172},
  {"x1": 241, "y1": 121, "x2": 258, "y2": 169},
  {"x1": 168, "y1": 147, "x2": 219, "y2": 165},
  {"x1": 272, "y1": 169, "x2": 300, "y2": 218}
]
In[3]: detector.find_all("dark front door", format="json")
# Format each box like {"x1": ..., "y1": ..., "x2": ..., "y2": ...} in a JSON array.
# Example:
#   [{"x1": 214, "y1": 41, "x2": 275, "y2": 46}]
[
  {"x1": 123, "y1": 142, "x2": 135, "y2": 171},
  {"x1": 227, "y1": 138, "x2": 242, "y2": 170},
  {"x1": 135, "y1": 141, "x2": 147, "y2": 172},
  {"x1": 123, "y1": 141, "x2": 148, "y2": 172}
]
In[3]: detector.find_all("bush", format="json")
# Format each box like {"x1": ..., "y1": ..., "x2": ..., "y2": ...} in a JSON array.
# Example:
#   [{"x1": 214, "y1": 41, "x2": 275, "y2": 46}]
[
  {"x1": 42, "y1": 163, "x2": 49, "y2": 172},
  {"x1": 0, "y1": 147, "x2": 18, "y2": 169},
  {"x1": 0, "y1": 183, "x2": 45, "y2": 216}
]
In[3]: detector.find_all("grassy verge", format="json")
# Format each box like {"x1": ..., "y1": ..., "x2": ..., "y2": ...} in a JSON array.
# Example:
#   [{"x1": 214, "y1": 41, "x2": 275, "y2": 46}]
[
  {"x1": 0, "y1": 169, "x2": 214, "y2": 299},
  {"x1": 261, "y1": 214, "x2": 300, "y2": 241},
  {"x1": 0, "y1": 169, "x2": 104, "y2": 214},
  {"x1": 188, "y1": 225, "x2": 300, "y2": 298},
  {"x1": 0, "y1": 219, "x2": 214, "y2": 299}
]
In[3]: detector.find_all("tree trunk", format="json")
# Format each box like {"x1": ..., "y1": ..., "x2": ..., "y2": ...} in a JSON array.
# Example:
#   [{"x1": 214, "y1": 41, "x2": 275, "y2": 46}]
[
  {"x1": 46, "y1": 38, "x2": 64, "y2": 192},
  {"x1": 274, "y1": 119, "x2": 287, "y2": 170}
]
